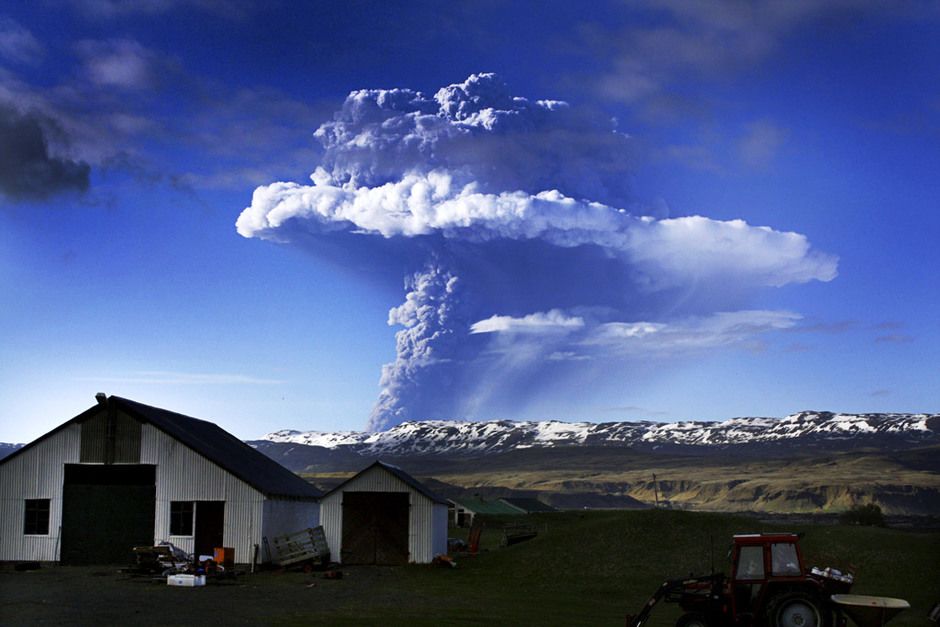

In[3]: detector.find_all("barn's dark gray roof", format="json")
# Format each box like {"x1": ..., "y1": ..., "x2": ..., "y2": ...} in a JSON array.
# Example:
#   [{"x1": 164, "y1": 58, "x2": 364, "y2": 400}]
[
  {"x1": 324, "y1": 460, "x2": 447, "y2": 505},
  {"x1": 0, "y1": 395, "x2": 320, "y2": 500},
  {"x1": 110, "y1": 397, "x2": 321, "y2": 499}
]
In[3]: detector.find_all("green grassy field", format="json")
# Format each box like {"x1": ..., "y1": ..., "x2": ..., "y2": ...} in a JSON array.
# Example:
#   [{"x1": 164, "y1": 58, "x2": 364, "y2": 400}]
[
  {"x1": 3, "y1": 510, "x2": 934, "y2": 626},
  {"x1": 304, "y1": 509, "x2": 938, "y2": 626}
]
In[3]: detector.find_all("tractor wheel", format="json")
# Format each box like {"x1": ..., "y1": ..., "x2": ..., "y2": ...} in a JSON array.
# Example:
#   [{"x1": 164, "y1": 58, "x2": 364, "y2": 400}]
[
  {"x1": 767, "y1": 592, "x2": 827, "y2": 627},
  {"x1": 676, "y1": 612, "x2": 709, "y2": 627}
]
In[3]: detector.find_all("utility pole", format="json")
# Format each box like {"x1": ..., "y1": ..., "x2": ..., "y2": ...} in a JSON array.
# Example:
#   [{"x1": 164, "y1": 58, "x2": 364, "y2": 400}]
[{"x1": 652, "y1": 473, "x2": 660, "y2": 508}]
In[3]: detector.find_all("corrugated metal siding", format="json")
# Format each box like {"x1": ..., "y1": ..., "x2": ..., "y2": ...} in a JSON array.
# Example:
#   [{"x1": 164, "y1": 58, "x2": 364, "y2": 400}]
[
  {"x1": 260, "y1": 499, "x2": 321, "y2": 562},
  {"x1": 141, "y1": 424, "x2": 264, "y2": 564},
  {"x1": 113, "y1": 409, "x2": 141, "y2": 463},
  {"x1": 321, "y1": 492, "x2": 343, "y2": 564},
  {"x1": 79, "y1": 409, "x2": 107, "y2": 463},
  {"x1": 79, "y1": 408, "x2": 141, "y2": 463},
  {"x1": 319, "y1": 466, "x2": 447, "y2": 564},
  {"x1": 0, "y1": 424, "x2": 81, "y2": 561},
  {"x1": 431, "y1": 503, "x2": 448, "y2": 559}
]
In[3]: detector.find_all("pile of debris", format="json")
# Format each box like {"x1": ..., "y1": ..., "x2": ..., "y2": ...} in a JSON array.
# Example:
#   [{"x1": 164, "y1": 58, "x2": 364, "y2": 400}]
[{"x1": 129, "y1": 542, "x2": 237, "y2": 586}]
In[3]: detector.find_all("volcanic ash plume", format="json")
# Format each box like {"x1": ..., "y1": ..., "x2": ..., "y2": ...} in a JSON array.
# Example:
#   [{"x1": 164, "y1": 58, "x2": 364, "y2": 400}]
[
  {"x1": 368, "y1": 264, "x2": 462, "y2": 431},
  {"x1": 236, "y1": 73, "x2": 838, "y2": 430}
]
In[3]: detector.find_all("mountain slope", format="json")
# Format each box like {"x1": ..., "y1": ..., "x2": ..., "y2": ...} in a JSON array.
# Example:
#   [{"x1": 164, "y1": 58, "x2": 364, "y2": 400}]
[
  {"x1": 250, "y1": 412, "x2": 940, "y2": 516},
  {"x1": 0, "y1": 443, "x2": 23, "y2": 461},
  {"x1": 260, "y1": 411, "x2": 940, "y2": 456}
]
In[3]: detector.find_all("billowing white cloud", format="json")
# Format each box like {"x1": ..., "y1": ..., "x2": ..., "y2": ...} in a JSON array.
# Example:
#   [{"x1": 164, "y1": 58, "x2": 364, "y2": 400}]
[
  {"x1": 237, "y1": 74, "x2": 838, "y2": 430},
  {"x1": 308, "y1": 73, "x2": 634, "y2": 207},
  {"x1": 237, "y1": 170, "x2": 836, "y2": 289}
]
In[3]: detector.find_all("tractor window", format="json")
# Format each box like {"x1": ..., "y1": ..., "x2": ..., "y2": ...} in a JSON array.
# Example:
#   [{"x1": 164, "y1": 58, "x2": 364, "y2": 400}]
[
  {"x1": 771, "y1": 543, "x2": 801, "y2": 575},
  {"x1": 736, "y1": 545, "x2": 764, "y2": 580}
]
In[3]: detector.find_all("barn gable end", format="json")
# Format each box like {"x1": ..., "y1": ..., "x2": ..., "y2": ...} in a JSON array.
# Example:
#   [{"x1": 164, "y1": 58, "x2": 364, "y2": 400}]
[
  {"x1": 0, "y1": 396, "x2": 320, "y2": 565},
  {"x1": 320, "y1": 461, "x2": 447, "y2": 564}
]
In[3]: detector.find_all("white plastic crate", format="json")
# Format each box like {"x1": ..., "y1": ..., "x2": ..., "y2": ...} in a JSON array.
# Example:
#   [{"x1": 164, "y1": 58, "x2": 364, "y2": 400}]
[{"x1": 167, "y1": 574, "x2": 206, "y2": 587}]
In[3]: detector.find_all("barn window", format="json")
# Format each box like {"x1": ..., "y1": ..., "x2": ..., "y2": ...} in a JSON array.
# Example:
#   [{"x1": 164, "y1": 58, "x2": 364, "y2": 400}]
[
  {"x1": 170, "y1": 501, "x2": 194, "y2": 536},
  {"x1": 24, "y1": 499, "x2": 50, "y2": 535}
]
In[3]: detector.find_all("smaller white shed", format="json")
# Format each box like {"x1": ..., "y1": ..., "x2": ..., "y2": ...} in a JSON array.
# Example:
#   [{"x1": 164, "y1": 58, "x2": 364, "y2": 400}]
[{"x1": 320, "y1": 461, "x2": 447, "y2": 565}]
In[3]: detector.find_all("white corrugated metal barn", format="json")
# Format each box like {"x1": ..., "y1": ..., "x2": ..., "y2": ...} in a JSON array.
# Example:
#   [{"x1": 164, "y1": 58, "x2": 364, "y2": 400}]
[
  {"x1": 320, "y1": 461, "x2": 447, "y2": 564},
  {"x1": 0, "y1": 395, "x2": 320, "y2": 565}
]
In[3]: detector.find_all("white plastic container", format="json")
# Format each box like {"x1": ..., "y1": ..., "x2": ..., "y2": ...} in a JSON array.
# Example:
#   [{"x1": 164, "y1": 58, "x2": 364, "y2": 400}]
[{"x1": 167, "y1": 574, "x2": 206, "y2": 587}]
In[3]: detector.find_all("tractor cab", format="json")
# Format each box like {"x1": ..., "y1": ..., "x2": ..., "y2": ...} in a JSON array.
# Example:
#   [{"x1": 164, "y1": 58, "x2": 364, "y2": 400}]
[{"x1": 728, "y1": 533, "x2": 807, "y2": 623}]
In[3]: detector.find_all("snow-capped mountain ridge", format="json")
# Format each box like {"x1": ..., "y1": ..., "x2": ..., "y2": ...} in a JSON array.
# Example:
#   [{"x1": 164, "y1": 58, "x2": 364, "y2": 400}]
[{"x1": 261, "y1": 411, "x2": 939, "y2": 456}]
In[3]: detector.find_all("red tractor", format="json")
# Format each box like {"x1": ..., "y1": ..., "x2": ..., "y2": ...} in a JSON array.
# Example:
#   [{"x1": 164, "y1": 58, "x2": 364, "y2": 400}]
[{"x1": 626, "y1": 533, "x2": 855, "y2": 627}]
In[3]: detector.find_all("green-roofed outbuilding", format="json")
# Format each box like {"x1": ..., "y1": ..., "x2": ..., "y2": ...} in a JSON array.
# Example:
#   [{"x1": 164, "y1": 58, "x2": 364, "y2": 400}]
[{"x1": 448, "y1": 496, "x2": 523, "y2": 527}]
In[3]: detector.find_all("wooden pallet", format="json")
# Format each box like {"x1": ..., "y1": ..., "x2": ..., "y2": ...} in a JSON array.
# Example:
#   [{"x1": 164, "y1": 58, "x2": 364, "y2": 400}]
[{"x1": 270, "y1": 526, "x2": 330, "y2": 567}]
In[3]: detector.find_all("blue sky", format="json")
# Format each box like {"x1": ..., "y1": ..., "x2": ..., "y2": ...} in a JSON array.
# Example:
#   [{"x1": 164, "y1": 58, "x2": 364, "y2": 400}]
[{"x1": 1, "y1": 1, "x2": 938, "y2": 442}]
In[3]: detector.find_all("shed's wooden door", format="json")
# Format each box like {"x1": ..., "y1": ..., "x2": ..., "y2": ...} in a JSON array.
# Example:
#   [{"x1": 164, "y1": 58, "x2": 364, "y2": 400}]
[{"x1": 341, "y1": 491, "x2": 409, "y2": 564}]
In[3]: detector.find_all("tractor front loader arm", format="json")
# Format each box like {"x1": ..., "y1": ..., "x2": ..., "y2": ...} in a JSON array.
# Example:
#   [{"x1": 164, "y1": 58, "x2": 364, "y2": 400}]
[{"x1": 626, "y1": 575, "x2": 722, "y2": 627}]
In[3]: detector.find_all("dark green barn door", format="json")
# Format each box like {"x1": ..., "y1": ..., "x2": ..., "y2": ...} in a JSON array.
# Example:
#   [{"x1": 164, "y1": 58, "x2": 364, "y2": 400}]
[
  {"x1": 341, "y1": 491, "x2": 409, "y2": 565},
  {"x1": 60, "y1": 465, "x2": 156, "y2": 565}
]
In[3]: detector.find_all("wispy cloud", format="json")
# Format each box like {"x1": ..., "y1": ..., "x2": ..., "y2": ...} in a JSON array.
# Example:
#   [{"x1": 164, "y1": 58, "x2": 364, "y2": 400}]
[
  {"x1": 586, "y1": 310, "x2": 802, "y2": 356},
  {"x1": 70, "y1": 0, "x2": 253, "y2": 20},
  {"x1": 471, "y1": 310, "x2": 585, "y2": 335},
  {"x1": 547, "y1": 351, "x2": 592, "y2": 362},
  {"x1": 658, "y1": 143, "x2": 723, "y2": 173},
  {"x1": 787, "y1": 319, "x2": 857, "y2": 334},
  {"x1": 74, "y1": 38, "x2": 171, "y2": 90},
  {"x1": 873, "y1": 321, "x2": 904, "y2": 331},
  {"x1": 75, "y1": 371, "x2": 286, "y2": 385},
  {"x1": 875, "y1": 334, "x2": 914, "y2": 344},
  {"x1": 737, "y1": 120, "x2": 788, "y2": 169},
  {"x1": 582, "y1": 1, "x2": 904, "y2": 112},
  {"x1": 0, "y1": 104, "x2": 90, "y2": 201},
  {"x1": 0, "y1": 17, "x2": 44, "y2": 65},
  {"x1": 0, "y1": 32, "x2": 331, "y2": 203}
]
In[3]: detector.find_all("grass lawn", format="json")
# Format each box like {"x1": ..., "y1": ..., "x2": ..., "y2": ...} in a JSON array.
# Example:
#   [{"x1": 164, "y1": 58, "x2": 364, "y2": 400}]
[
  {"x1": 308, "y1": 509, "x2": 938, "y2": 626},
  {"x1": 2, "y1": 510, "x2": 936, "y2": 626}
]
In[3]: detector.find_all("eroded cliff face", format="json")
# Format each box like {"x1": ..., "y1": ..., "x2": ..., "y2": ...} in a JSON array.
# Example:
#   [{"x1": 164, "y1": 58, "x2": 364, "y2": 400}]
[
  {"x1": 427, "y1": 449, "x2": 940, "y2": 515},
  {"x1": 629, "y1": 480, "x2": 940, "y2": 515},
  {"x1": 453, "y1": 476, "x2": 940, "y2": 515}
]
